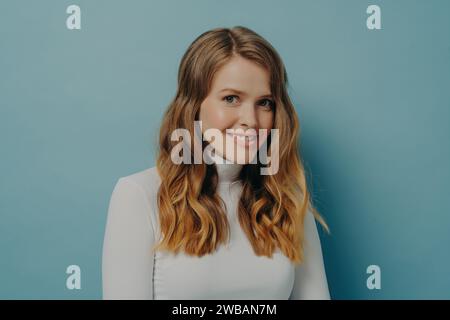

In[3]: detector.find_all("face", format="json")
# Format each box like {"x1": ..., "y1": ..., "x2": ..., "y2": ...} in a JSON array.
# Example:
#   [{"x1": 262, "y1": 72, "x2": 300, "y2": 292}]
[{"x1": 198, "y1": 55, "x2": 274, "y2": 164}]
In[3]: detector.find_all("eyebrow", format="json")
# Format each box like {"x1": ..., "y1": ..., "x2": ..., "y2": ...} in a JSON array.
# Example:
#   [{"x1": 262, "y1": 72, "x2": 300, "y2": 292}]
[{"x1": 219, "y1": 88, "x2": 273, "y2": 99}]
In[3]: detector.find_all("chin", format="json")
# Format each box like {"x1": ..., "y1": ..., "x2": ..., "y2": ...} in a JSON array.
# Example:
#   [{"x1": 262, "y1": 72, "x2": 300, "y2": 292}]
[{"x1": 226, "y1": 146, "x2": 259, "y2": 165}]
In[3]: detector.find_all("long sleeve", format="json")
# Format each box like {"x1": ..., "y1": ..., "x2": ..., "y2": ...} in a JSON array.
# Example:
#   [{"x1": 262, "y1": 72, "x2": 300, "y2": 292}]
[
  {"x1": 289, "y1": 210, "x2": 331, "y2": 300},
  {"x1": 102, "y1": 177, "x2": 155, "y2": 299}
]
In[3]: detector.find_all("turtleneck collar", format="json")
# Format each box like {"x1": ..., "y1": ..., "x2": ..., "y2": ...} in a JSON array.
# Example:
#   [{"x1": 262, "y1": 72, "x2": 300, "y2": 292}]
[{"x1": 206, "y1": 151, "x2": 243, "y2": 184}]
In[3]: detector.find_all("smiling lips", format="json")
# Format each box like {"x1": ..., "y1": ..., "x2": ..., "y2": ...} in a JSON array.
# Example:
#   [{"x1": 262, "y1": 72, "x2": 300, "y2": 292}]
[{"x1": 226, "y1": 132, "x2": 258, "y2": 148}]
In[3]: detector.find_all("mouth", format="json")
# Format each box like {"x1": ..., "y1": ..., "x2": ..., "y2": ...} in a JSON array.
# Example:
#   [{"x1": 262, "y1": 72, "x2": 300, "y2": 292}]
[{"x1": 226, "y1": 132, "x2": 258, "y2": 147}]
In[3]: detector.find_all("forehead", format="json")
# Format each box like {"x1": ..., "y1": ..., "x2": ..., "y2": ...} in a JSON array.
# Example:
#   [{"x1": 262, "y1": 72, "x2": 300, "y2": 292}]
[{"x1": 210, "y1": 56, "x2": 271, "y2": 94}]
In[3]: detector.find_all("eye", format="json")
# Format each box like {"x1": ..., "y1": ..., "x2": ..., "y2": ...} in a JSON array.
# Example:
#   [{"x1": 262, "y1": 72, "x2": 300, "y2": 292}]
[
  {"x1": 223, "y1": 95, "x2": 239, "y2": 104},
  {"x1": 259, "y1": 98, "x2": 275, "y2": 110}
]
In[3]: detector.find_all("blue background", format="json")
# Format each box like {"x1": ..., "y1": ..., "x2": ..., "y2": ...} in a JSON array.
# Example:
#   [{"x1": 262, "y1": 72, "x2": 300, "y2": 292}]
[{"x1": 1, "y1": 0, "x2": 449, "y2": 299}]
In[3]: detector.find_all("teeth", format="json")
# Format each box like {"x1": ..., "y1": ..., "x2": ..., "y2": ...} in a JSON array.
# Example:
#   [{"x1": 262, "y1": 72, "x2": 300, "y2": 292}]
[{"x1": 227, "y1": 133, "x2": 257, "y2": 141}]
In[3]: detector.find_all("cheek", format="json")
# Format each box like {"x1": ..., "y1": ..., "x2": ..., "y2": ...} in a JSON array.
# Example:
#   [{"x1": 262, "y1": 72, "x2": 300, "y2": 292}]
[
  {"x1": 258, "y1": 110, "x2": 274, "y2": 130},
  {"x1": 199, "y1": 99, "x2": 236, "y2": 131}
]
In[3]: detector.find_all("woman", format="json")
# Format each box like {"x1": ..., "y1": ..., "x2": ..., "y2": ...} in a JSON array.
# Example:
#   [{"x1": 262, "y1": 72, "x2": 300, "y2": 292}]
[{"x1": 102, "y1": 26, "x2": 330, "y2": 299}]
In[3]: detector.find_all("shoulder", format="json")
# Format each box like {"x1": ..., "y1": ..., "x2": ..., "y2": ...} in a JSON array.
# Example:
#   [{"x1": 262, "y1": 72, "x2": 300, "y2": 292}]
[
  {"x1": 110, "y1": 166, "x2": 162, "y2": 237},
  {"x1": 118, "y1": 166, "x2": 161, "y2": 197}
]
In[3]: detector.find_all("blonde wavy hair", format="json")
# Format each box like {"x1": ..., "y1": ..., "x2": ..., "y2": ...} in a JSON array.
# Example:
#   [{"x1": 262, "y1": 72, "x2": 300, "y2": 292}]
[{"x1": 154, "y1": 26, "x2": 329, "y2": 264}]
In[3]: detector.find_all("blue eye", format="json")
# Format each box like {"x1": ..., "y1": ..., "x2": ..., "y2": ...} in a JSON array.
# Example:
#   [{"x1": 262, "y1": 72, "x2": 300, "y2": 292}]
[
  {"x1": 260, "y1": 99, "x2": 275, "y2": 110},
  {"x1": 223, "y1": 95, "x2": 239, "y2": 104}
]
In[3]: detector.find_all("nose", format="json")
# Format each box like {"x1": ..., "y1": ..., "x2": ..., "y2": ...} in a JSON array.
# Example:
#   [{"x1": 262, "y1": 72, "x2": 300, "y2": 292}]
[{"x1": 238, "y1": 102, "x2": 258, "y2": 129}]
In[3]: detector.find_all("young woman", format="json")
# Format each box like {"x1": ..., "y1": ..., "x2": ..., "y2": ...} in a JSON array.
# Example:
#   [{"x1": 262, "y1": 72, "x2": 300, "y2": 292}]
[{"x1": 102, "y1": 26, "x2": 330, "y2": 299}]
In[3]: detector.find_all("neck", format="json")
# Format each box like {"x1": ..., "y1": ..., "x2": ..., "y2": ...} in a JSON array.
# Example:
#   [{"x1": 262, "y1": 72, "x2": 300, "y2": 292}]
[{"x1": 207, "y1": 151, "x2": 243, "y2": 184}]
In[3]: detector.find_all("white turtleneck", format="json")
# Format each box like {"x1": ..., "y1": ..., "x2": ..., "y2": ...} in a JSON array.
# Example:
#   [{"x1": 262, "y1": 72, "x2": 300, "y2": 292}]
[{"x1": 102, "y1": 154, "x2": 330, "y2": 299}]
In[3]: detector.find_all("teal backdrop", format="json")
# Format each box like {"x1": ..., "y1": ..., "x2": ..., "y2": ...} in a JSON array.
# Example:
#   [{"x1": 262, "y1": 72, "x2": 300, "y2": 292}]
[{"x1": 1, "y1": 0, "x2": 449, "y2": 299}]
